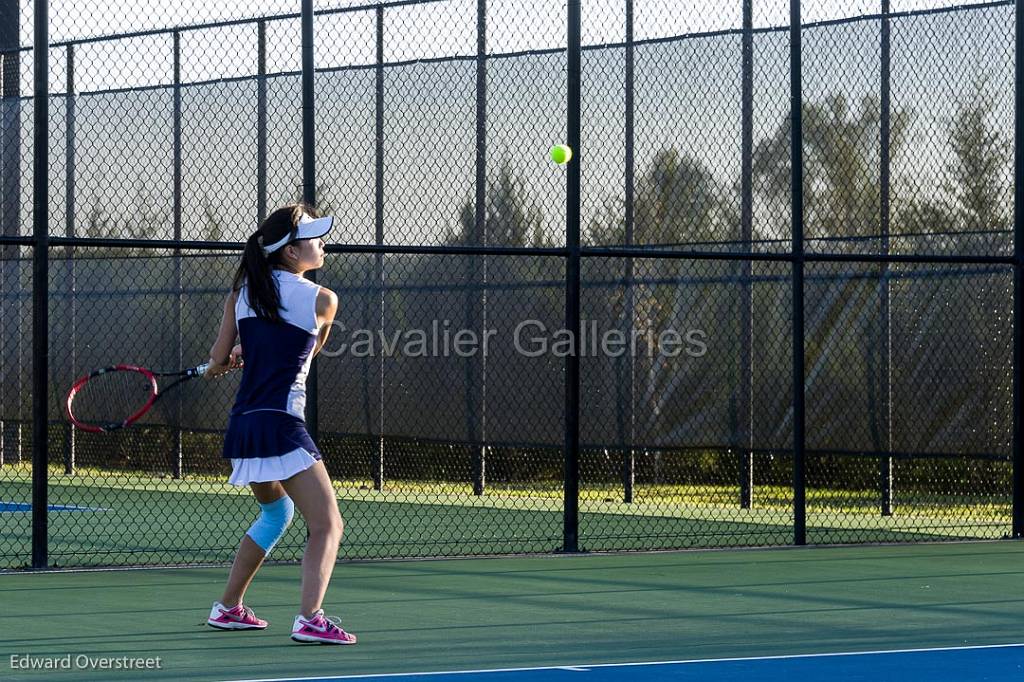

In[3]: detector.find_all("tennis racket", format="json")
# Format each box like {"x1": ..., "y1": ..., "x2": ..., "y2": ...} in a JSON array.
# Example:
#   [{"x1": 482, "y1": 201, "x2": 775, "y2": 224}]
[{"x1": 65, "y1": 362, "x2": 228, "y2": 433}]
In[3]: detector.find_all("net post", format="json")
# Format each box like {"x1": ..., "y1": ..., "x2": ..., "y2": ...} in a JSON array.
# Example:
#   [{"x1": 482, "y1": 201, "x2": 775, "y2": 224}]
[
  {"x1": 172, "y1": 29, "x2": 184, "y2": 479},
  {"x1": 31, "y1": 0, "x2": 50, "y2": 570},
  {"x1": 790, "y1": 0, "x2": 806, "y2": 546},
  {"x1": 373, "y1": 5, "x2": 385, "y2": 492},
  {"x1": 739, "y1": 0, "x2": 755, "y2": 510},
  {"x1": 562, "y1": 0, "x2": 582, "y2": 554}
]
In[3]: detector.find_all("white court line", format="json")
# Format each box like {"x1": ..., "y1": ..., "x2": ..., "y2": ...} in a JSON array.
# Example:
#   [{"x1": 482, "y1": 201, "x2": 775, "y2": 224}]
[{"x1": 221, "y1": 642, "x2": 1024, "y2": 682}]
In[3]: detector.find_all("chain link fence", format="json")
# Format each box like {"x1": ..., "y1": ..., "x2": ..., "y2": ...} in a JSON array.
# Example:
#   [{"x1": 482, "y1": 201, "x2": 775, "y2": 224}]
[{"x1": 0, "y1": 0, "x2": 1020, "y2": 569}]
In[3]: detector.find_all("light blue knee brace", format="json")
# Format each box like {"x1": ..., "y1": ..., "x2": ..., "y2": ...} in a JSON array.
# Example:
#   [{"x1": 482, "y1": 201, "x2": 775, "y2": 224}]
[{"x1": 247, "y1": 496, "x2": 294, "y2": 554}]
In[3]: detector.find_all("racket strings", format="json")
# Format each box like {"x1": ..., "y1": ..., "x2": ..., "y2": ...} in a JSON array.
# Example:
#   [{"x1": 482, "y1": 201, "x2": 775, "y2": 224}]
[{"x1": 71, "y1": 370, "x2": 155, "y2": 428}]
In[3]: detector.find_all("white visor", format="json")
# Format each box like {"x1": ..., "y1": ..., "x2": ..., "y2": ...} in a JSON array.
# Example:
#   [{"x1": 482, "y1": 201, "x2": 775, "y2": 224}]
[{"x1": 262, "y1": 213, "x2": 334, "y2": 254}]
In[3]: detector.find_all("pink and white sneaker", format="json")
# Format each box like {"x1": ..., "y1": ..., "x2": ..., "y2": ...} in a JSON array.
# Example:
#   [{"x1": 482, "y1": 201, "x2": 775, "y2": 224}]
[
  {"x1": 291, "y1": 609, "x2": 357, "y2": 644},
  {"x1": 207, "y1": 602, "x2": 268, "y2": 630}
]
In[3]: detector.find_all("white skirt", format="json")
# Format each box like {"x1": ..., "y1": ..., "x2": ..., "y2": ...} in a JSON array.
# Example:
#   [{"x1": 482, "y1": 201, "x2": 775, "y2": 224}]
[{"x1": 228, "y1": 447, "x2": 319, "y2": 487}]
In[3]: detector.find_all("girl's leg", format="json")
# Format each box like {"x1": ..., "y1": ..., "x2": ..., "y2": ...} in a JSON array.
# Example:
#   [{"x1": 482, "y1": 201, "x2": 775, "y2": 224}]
[
  {"x1": 220, "y1": 480, "x2": 287, "y2": 607},
  {"x1": 280, "y1": 461, "x2": 343, "y2": 618}
]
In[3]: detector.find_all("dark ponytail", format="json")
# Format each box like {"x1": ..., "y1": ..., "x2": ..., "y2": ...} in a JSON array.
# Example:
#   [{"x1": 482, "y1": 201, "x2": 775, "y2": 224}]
[{"x1": 232, "y1": 203, "x2": 316, "y2": 323}]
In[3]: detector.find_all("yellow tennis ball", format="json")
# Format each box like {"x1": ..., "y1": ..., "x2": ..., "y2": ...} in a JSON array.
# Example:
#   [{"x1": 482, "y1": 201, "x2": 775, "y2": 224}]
[{"x1": 550, "y1": 144, "x2": 573, "y2": 165}]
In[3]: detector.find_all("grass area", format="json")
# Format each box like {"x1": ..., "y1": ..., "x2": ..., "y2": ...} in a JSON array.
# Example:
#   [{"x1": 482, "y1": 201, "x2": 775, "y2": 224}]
[
  {"x1": 0, "y1": 463, "x2": 1011, "y2": 569},
  {"x1": 0, "y1": 463, "x2": 1011, "y2": 516}
]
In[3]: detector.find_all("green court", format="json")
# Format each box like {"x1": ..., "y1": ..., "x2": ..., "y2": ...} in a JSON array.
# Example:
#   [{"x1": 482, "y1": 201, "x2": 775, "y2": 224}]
[{"x1": 2, "y1": 542, "x2": 1023, "y2": 682}]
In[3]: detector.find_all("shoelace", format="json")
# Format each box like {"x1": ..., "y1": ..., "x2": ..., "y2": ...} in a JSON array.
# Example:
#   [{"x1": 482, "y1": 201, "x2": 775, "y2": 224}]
[
  {"x1": 229, "y1": 604, "x2": 256, "y2": 621},
  {"x1": 310, "y1": 613, "x2": 344, "y2": 633}
]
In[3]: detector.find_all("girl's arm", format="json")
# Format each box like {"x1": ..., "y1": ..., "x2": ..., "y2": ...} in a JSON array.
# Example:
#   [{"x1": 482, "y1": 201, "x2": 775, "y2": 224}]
[
  {"x1": 311, "y1": 287, "x2": 339, "y2": 359},
  {"x1": 205, "y1": 291, "x2": 243, "y2": 379}
]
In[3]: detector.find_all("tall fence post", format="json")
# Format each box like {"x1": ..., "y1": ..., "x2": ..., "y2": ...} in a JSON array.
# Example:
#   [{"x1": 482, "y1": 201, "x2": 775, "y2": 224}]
[
  {"x1": 31, "y1": 0, "x2": 50, "y2": 569},
  {"x1": 373, "y1": 5, "x2": 386, "y2": 491},
  {"x1": 1, "y1": 1, "x2": 22, "y2": 469},
  {"x1": 468, "y1": 0, "x2": 488, "y2": 496},
  {"x1": 64, "y1": 44, "x2": 75, "y2": 476},
  {"x1": 257, "y1": 20, "x2": 267, "y2": 225},
  {"x1": 879, "y1": 0, "x2": 894, "y2": 516},
  {"x1": 620, "y1": 0, "x2": 636, "y2": 505},
  {"x1": 739, "y1": 0, "x2": 755, "y2": 509},
  {"x1": 1013, "y1": 0, "x2": 1023, "y2": 538},
  {"x1": 562, "y1": 0, "x2": 582, "y2": 553},
  {"x1": 172, "y1": 30, "x2": 184, "y2": 479},
  {"x1": 790, "y1": 0, "x2": 807, "y2": 546},
  {"x1": 301, "y1": 0, "x2": 318, "y2": 441}
]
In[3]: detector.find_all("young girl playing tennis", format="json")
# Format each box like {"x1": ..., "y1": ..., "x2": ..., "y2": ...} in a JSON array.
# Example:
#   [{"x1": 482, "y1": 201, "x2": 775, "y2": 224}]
[{"x1": 203, "y1": 203, "x2": 356, "y2": 645}]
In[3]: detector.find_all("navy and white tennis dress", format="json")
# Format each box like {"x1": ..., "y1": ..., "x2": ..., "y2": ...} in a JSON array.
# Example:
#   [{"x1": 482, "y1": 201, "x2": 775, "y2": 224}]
[{"x1": 224, "y1": 269, "x2": 323, "y2": 486}]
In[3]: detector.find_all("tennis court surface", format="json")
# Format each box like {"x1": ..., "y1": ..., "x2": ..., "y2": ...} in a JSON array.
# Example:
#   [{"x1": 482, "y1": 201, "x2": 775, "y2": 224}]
[{"x1": 2, "y1": 542, "x2": 1022, "y2": 682}]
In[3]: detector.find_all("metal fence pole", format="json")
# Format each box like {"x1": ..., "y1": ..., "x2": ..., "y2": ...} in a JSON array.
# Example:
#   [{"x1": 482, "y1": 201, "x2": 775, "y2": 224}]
[
  {"x1": 562, "y1": 0, "x2": 582, "y2": 553},
  {"x1": 739, "y1": 0, "x2": 755, "y2": 510},
  {"x1": 301, "y1": 0, "x2": 318, "y2": 441},
  {"x1": 64, "y1": 44, "x2": 75, "y2": 476},
  {"x1": 373, "y1": 5, "x2": 386, "y2": 491},
  {"x1": 1, "y1": 2, "x2": 22, "y2": 469},
  {"x1": 257, "y1": 20, "x2": 267, "y2": 225},
  {"x1": 790, "y1": 0, "x2": 807, "y2": 546},
  {"x1": 879, "y1": 0, "x2": 894, "y2": 516},
  {"x1": 31, "y1": 0, "x2": 50, "y2": 569},
  {"x1": 172, "y1": 30, "x2": 184, "y2": 479},
  {"x1": 1013, "y1": 0, "x2": 1023, "y2": 538},
  {"x1": 621, "y1": 0, "x2": 635, "y2": 505},
  {"x1": 0, "y1": 14, "x2": 17, "y2": 233},
  {"x1": 468, "y1": 0, "x2": 488, "y2": 496}
]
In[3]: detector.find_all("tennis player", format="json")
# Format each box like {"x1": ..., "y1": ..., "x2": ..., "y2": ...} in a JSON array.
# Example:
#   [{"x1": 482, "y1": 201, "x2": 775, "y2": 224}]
[{"x1": 203, "y1": 203, "x2": 356, "y2": 645}]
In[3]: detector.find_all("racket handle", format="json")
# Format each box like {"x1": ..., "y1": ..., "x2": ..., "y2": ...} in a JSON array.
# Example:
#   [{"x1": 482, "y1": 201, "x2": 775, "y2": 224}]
[{"x1": 190, "y1": 362, "x2": 210, "y2": 377}]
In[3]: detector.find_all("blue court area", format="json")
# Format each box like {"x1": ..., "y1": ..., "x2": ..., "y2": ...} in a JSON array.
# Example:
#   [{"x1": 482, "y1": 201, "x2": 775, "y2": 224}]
[
  {"x1": 0, "y1": 502, "x2": 104, "y2": 512},
  {"x1": 227, "y1": 645, "x2": 1024, "y2": 682}
]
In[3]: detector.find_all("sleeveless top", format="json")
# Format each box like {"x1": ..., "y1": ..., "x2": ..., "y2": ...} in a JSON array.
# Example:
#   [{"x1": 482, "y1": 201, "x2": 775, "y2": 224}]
[{"x1": 231, "y1": 269, "x2": 321, "y2": 420}]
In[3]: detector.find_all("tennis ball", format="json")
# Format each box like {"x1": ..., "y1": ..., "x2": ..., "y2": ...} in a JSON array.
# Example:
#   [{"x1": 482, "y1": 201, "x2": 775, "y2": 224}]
[{"x1": 550, "y1": 144, "x2": 573, "y2": 165}]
